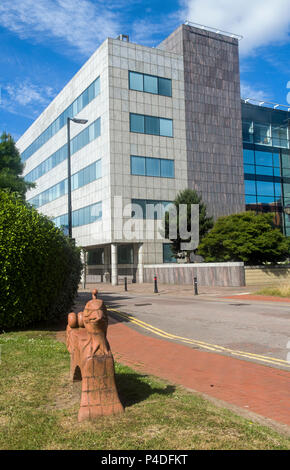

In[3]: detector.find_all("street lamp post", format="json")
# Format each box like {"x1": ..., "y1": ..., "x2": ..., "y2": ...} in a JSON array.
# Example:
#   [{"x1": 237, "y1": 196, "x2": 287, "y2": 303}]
[{"x1": 67, "y1": 117, "x2": 88, "y2": 238}]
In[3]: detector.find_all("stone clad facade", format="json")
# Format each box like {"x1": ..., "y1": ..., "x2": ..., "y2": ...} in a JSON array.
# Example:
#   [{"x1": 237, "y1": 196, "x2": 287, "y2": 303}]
[{"x1": 159, "y1": 24, "x2": 245, "y2": 218}]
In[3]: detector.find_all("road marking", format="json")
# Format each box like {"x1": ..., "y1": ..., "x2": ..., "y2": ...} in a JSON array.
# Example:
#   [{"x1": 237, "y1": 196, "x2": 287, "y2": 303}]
[{"x1": 108, "y1": 308, "x2": 290, "y2": 369}]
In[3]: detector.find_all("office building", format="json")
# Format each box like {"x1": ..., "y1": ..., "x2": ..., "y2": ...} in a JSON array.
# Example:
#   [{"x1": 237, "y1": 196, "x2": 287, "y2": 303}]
[{"x1": 17, "y1": 23, "x2": 289, "y2": 283}]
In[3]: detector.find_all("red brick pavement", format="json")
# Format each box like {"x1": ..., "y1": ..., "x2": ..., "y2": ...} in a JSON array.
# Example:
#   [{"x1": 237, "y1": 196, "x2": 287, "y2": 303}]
[{"x1": 106, "y1": 317, "x2": 290, "y2": 427}]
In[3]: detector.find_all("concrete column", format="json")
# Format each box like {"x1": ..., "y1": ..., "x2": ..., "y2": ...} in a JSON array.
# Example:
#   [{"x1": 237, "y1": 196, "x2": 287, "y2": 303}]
[
  {"x1": 137, "y1": 243, "x2": 144, "y2": 283},
  {"x1": 111, "y1": 243, "x2": 118, "y2": 286},
  {"x1": 80, "y1": 249, "x2": 87, "y2": 289}
]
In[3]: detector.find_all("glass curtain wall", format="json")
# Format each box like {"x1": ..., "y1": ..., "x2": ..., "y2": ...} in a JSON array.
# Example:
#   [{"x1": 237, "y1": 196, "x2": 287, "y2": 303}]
[{"x1": 242, "y1": 102, "x2": 290, "y2": 236}]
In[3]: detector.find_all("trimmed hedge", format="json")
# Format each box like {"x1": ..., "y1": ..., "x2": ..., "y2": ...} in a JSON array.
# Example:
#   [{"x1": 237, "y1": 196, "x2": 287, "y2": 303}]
[{"x1": 0, "y1": 190, "x2": 82, "y2": 330}]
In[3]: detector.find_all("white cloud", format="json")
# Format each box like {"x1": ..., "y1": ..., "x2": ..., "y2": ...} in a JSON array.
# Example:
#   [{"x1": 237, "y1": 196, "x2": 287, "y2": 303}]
[
  {"x1": 240, "y1": 82, "x2": 268, "y2": 101},
  {"x1": 6, "y1": 83, "x2": 55, "y2": 107},
  {"x1": 130, "y1": 13, "x2": 181, "y2": 46},
  {"x1": 0, "y1": 0, "x2": 121, "y2": 56},
  {"x1": 182, "y1": 0, "x2": 290, "y2": 55},
  {"x1": 1, "y1": 81, "x2": 56, "y2": 118}
]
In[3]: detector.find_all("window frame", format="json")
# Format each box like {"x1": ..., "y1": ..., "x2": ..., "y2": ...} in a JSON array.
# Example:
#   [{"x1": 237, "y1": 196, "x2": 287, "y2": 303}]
[
  {"x1": 130, "y1": 155, "x2": 174, "y2": 179},
  {"x1": 128, "y1": 71, "x2": 172, "y2": 97},
  {"x1": 129, "y1": 113, "x2": 173, "y2": 138}
]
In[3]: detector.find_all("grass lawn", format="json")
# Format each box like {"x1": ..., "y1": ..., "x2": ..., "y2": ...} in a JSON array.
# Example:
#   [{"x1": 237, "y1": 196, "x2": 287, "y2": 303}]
[
  {"x1": 255, "y1": 283, "x2": 290, "y2": 298},
  {"x1": 0, "y1": 330, "x2": 289, "y2": 450}
]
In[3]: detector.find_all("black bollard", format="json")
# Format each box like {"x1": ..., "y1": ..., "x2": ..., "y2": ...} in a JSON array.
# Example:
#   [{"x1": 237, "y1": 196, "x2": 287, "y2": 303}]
[
  {"x1": 124, "y1": 276, "x2": 128, "y2": 291},
  {"x1": 194, "y1": 276, "x2": 198, "y2": 295},
  {"x1": 154, "y1": 275, "x2": 158, "y2": 293}
]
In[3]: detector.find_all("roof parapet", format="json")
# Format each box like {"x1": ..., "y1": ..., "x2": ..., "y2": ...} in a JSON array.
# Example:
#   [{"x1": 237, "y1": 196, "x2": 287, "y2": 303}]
[
  {"x1": 242, "y1": 97, "x2": 290, "y2": 112},
  {"x1": 184, "y1": 20, "x2": 243, "y2": 41}
]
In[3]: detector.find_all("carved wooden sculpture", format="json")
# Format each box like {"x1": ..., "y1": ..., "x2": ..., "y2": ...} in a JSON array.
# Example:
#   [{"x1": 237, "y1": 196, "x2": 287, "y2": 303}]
[{"x1": 66, "y1": 289, "x2": 124, "y2": 421}]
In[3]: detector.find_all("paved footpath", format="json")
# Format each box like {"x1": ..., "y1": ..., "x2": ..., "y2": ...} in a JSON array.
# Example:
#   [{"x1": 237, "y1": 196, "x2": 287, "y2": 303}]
[{"x1": 106, "y1": 315, "x2": 290, "y2": 428}]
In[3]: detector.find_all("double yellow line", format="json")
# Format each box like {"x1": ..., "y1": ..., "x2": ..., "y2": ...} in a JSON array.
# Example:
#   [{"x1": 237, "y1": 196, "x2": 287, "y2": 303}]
[{"x1": 108, "y1": 308, "x2": 290, "y2": 369}]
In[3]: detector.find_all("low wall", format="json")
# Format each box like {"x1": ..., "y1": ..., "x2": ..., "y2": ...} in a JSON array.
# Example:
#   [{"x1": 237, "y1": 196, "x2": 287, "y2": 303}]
[
  {"x1": 143, "y1": 262, "x2": 245, "y2": 287},
  {"x1": 245, "y1": 265, "x2": 290, "y2": 286}
]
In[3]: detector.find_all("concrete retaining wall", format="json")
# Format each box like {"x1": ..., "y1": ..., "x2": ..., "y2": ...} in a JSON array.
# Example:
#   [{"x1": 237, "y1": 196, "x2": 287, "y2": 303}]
[
  {"x1": 245, "y1": 265, "x2": 290, "y2": 286},
  {"x1": 143, "y1": 262, "x2": 245, "y2": 287}
]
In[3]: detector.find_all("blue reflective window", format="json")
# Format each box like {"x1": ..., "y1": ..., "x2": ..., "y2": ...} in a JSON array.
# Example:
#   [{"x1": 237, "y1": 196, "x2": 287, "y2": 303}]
[
  {"x1": 130, "y1": 113, "x2": 144, "y2": 133},
  {"x1": 56, "y1": 202, "x2": 102, "y2": 229},
  {"x1": 59, "y1": 113, "x2": 65, "y2": 129},
  {"x1": 161, "y1": 159, "x2": 174, "y2": 178},
  {"x1": 91, "y1": 202, "x2": 102, "y2": 222},
  {"x1": 130, "y1": 156, "x2": 174, "y2": 178},
  {"x1": 160, "y1": 118, "x2": 173, "y2": 137},
  {"x1": 25, "y1": 118, "x2": 101, "y2": 182},
  {"x1": 131, "y1": 156, "x2": 145, "y2": 175},
  {"x1": 256, "y1": 195, "x2": 275, "y2": 203},
  {"x1": 129, "y1": 72, "x2": 143, "y2": 91},
  {"x1": 21, "y1": 77, "x2": 100, "y2": 162},
  {"x1": 95, "y1": 78, "x2": 100, "y2": 96},
  {"x1": 94, "y1": 118, "x2": 101, "y2": 138},
  {"x1": 88, "y1": 82, "x2": 95, "y2": 101},
  {"x1": 144, "y1": 75, "x2": 158, "y2": 94},
  {"x1": 129, "y1": 113, "x2": 173, "y2": 137},
  {"x1": 245, "y1": 180, "x2": 256, "y2": 195},
  {"x1": 129, "y1": 71, "x2": 172, "y2": 97},
  {"x1": 243, "y1": 149, "x2": 254, "y2": 164},
  {"x1": 28, "y1": 160, "x2": 101, "y2": 208},
  {"x1": 158, "y1": 77, "x2": 172, "y2": 97},
  {"x1": 78, "y1": 168, "x2": 84, "y2": 187},
  {"x1": 274, "y1": 183, "x2": 281, "y2": 197},
  {"x1": 255, "y1": 166, "x2": 273, "y2": 176},
  {"x1": 245, "y1": 195, "x2": 257, "y2": 204},
  {"x1": 72, "y1": 210, "x2": 79, "y2": 227},
  {"x1": 146, "y1": 157, "x2": 160, "y2": 176},
  {"x1": 145, "y1": 116, "x2": 159, "y2": 135},
  {"x1": 76, "y1": 95, "x2": 82, "y2": 113},
  {"x1": 273, "y1": 152, "x2": 280, "y2": 168},
  {"x1": 244, "y1": 164, "x2": 255, "y2": 174},
  {"x1": 256, "y1": 181, "x2": 274, "y2": 196},
  {"x1": 255, "y1": 150, "x2": 272, "y2": 166}
]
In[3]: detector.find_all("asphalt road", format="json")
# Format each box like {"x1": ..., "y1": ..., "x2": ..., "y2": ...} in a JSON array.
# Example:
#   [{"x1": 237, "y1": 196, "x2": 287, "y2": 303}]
[{"x1": 97, "y1": 291, "x2": 290, "y2": 371}]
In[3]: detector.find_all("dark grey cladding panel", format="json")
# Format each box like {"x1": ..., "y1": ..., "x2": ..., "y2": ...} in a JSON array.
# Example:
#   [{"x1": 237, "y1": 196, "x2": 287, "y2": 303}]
[
  {"x1": 143, "y1": 264, "x2": 245, "y2": 286},
  {"x1": 160, "y1": 24, "x2": 245, "y2": 219}
]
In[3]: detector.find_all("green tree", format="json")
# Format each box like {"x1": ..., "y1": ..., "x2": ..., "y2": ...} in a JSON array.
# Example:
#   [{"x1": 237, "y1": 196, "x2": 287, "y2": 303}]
[
  {"x1": 164, "y1": 189, "x2": 214, "y2": 262},
  {"x1": 197, "y1": 211, "x2": 290, "y2": 265},
  {"x1": 0, "y1": 190, "x2": 82, "y2": 330},
  {"x1": 0, "y1": 132, "x2": 34, "y2": 198}
]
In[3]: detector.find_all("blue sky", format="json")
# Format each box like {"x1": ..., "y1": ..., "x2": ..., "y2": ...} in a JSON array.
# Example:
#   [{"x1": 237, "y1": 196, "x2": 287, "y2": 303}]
[{"x1": 0, "y1": 0, "x2": 289, "y2": 141}]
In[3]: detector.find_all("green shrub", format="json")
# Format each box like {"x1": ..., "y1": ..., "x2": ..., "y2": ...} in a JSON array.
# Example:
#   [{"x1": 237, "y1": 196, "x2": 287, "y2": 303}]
[
  {"x1": 197, "y1": 211, "x2": 290, "y2": 265},
  {"x1": 0, "y1": 190, "x2": 82, "y2": 330}
]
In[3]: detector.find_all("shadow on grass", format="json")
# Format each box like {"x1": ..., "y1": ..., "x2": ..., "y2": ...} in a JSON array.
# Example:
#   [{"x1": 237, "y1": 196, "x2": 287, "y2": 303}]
[{"x1": 115, "y1": 372, "x2": 176, "y2": 408}]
